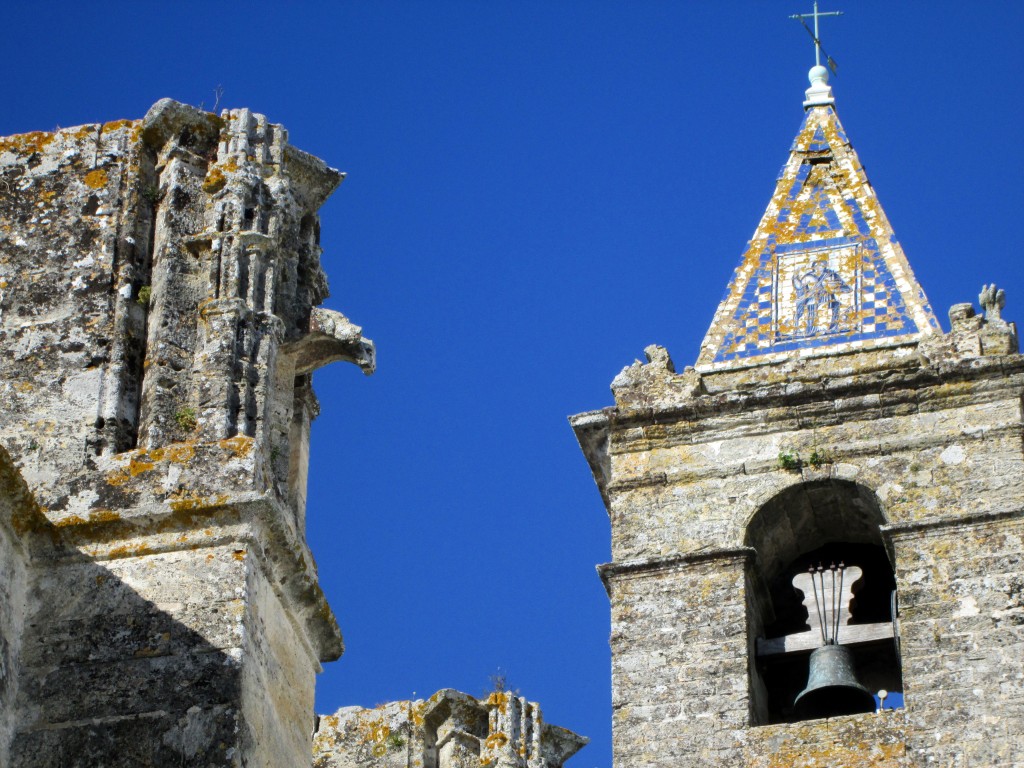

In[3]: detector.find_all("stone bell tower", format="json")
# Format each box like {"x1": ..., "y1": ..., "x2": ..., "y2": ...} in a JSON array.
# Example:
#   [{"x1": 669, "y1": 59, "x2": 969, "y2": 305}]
[
  {"x1": 0, "y1": 100, "x2": 373, "y2": 766},
  {"x1": 572, "y1": 64, "x2": 1024, "y2": 767}
]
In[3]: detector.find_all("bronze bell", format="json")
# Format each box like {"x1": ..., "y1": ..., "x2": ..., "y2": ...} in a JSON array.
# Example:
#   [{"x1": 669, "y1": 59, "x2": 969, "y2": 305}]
[{"x1": 794, "y1": 643, "x2": 876, "y2": 719}]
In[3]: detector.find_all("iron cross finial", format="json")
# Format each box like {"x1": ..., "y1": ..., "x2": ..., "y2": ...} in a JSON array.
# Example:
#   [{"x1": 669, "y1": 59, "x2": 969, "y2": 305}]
[{"x1": 790, "y1": 1, "x2": 843, "y2": 74}]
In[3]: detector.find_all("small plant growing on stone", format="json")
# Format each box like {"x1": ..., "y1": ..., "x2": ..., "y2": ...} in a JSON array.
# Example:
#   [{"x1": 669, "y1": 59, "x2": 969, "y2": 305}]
[
  {"x1": 174, "y1": 406, "x2": 198, "y2": 433},
  {"x1": 489, "y1": 671, "x2": 508, "y2": 693},
  {"x1": 486, "y1": 668, "x2": 519, "y2": 697},
  {"x1": 808, "y1": 448, "x2": 831, "y2": 468},
  {"x1": 141, "y1": 184, "x2": 159, "y2": 203},
  {"x1": 136, "y1": 285, "x2": 152, "y2": 307},
  {"x1": 777, "y1": 450, "x2": 801, "y2": 471},
  {"x1": 386, "y1": 733, "x2": 406, "y2": 751}
]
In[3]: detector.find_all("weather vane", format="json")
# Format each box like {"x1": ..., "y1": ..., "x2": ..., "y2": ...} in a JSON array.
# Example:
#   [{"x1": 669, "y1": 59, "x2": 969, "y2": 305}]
[{"x1": 790, "y1": 1, "x2": 843, "y2": 76}]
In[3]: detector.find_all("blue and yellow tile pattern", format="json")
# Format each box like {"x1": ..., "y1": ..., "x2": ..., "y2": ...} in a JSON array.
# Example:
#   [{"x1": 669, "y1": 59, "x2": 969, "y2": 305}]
[{"x1": 697, "y1": 106, "x2": 939, "y2": 370}]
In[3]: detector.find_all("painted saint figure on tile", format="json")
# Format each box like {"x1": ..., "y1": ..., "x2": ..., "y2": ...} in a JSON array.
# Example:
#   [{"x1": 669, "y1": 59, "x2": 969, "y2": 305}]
[{"x1": 793, "y1": 259, "x2": 851, "y2": 336}]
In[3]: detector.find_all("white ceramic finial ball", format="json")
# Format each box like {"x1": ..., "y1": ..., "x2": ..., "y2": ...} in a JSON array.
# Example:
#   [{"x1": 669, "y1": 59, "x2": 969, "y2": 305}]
[{"x1": 809, "y1": 65, "x2": 829, "y2": 84}]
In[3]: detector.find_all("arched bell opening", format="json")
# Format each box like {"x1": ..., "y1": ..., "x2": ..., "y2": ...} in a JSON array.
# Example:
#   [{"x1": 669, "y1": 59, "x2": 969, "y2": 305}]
[{"x1": 744, "y1": 479, "x2": 904, "y2": 724}]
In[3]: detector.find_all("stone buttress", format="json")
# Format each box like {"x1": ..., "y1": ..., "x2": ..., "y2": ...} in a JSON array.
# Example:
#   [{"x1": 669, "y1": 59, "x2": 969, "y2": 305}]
[
  {"x1": 572, "y1": 68, "x2": 1023, "y2": 767},
  {"x1": 0, "y1": 100, "x2": 374, "y2": 766}
]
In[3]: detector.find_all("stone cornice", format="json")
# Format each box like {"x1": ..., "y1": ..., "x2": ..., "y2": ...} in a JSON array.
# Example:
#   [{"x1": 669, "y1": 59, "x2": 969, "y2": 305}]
[
  {"x1": 597, "y1": 546, "x2": 755, "y2": 593},
  {"x1": 882, "y1": 506, "x2": 1024, "y2": 538},
  {"x1": 613, "y1": 353, "x2": 1024, "y2": 432},
  {"x1": 24, "y1": 488, "x2": 344, "y2": 664}
]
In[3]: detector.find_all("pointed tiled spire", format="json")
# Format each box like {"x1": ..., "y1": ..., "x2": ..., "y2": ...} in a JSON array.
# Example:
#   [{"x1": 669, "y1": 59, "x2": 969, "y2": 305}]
[{"x1": 695, "y1": 69, "x2": 939, "y2": 371}]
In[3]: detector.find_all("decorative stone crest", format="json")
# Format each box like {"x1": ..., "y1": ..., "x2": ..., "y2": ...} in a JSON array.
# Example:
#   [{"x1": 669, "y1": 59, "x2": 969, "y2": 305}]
[{"x1": 979, "y1": 284, "x2": 1006, "y2": 323}]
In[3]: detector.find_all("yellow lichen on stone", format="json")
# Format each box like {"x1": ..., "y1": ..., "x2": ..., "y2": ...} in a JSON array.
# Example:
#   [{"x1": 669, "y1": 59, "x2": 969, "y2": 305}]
[
  {"x1": 50, "y1": 507, "x2": 122, "y2": 529},
  {"x1": 485, "y1": 691, "x2": 509, "y2": 713},
  {"x1": 104, "y1": 542, "x2": 153, "y2": 559},
  {"x1": 202, "y1": 166, "x2": 226, "y2": 194},
  {"x1": 127, "y1": 454, "x2": 155, "y2": 476},
  {"x1": 0, "y1": 131, "x2": 56, "y2": 155},
  {"x1": 219, "y1": 435, "x2": 253, "y2": 458},
  {"x1": 84, "y1": 169, "x2": 108, "y2": 189},
  {"x1": 101, "y1": 119, "x2": 136, "y2": 134},
  {"x1": 106, "y1": 442, "x2": 200, "y2": 486},
  {"x1": 149, "y1": 442, "x2": 197, "y2": 464},
  {"x1": 202, "y1": 157, "x2": 240, "y2": 195},
  {"x1": 167, "y1": 490, "x2": 230, "y2": 512},
  {"x1": 484, "y1": 732, "x2": 508, "y2": 749},
  {"x1": 411, "y1": 701, "x2": 426, "y2": 726}
]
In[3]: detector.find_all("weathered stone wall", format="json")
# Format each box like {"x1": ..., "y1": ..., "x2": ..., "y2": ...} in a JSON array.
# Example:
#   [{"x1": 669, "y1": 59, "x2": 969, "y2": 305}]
[
  {"x1": 892, "y1": 515, "x2": 1024, "y2": 766},
  {"x1": 313, "y1": 689, "x2": 588, "y2": 768},
  {"x1": 596, "y1": 347, "x2": 1024, "y2": 565},
  {"x1": 744, "y1": 709, "x2": 907, "y2": 767},
  {"x1": 11, "y1": 544, "x2": 246, "y2": 765},
  {"x1": 6, "y1": 524, "x2": 335, "y2": 766},
  {"x1": 0, "y1": 101, "x2": 374, "y2": 766},
  {"x1": 0, "y1": 119, "x2": 146, "y2": 506},
  {"x1": 241, "y1": 542, "x2": 322, "y2": 766},
  {"x1": 574, "y1": 315, "x2": 1024, "y2": 766},
  {"x1": 0, "y1": 524, "x2": 25, "y2": 767},
  {"x1": 0, "y1": 448, "x2": 36, "y2": 768},
  {"x1": 602, "y1": 552, "x2": 750, "y2": 765}
]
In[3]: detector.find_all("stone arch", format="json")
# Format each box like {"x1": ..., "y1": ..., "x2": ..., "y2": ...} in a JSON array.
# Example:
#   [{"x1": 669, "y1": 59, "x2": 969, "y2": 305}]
[
  {"x1": 745, "y1": 478, "x2": 891, "y2": 583},
  {"x1": 744, "y1": 478, "x2": 903, "y2": 724}
]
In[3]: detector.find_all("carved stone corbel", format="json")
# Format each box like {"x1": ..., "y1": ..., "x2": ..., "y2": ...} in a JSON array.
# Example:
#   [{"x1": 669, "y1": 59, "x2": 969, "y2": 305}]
[{"x1": 283, "y1": 307, "x2": 376, "y2": 375}]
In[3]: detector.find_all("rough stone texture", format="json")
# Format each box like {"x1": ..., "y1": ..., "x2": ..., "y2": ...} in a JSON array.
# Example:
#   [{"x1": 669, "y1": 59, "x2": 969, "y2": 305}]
[
  {"x1": 0, "y1": 101, "x2": 370, "y2": 766},
  {"x1": 313, "y1": 689, "x2": 587, "y2": 768},
  {"x1": 577, "y1": 318, "x2": 1024, "y2": 766},
  {"x1": 0, "y1": 447, "x2": 39, "y2": 768},
  {"x1": 0, "y1": 103, "x2": 584, "y2": 766},
  {"x1": 602, "y1": 552, "x2": 751, "y2": 766},
  {"x1": 573, "y1": 80, "x2": 1023, "y2": 766},
  {"x1": 744, "y1": 710, "x2": 907, "y2": 767},
  {"x1": 892, "y1": 516, "x2": 1024, "y2": 766}
]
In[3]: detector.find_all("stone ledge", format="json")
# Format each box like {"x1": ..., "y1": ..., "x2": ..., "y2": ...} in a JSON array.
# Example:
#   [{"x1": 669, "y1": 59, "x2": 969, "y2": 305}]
[
  {"x1": 598, "y1": 546, "x2": 755, "y2": 592},
  {"x1": 882, "y1": 506, "x2": 1024, "y2": 537},
  {"x1": 745, "y1": 708, "x2": 907, "y2": 767},
  {"x1": 20, "y1": 491, "x2": 344, "y2": 663}
]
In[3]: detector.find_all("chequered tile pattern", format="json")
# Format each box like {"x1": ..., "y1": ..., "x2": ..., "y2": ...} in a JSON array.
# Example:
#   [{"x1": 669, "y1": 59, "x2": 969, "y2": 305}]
[{"x1": 704, "y1": 105, "x2": 937, "y2": 367}]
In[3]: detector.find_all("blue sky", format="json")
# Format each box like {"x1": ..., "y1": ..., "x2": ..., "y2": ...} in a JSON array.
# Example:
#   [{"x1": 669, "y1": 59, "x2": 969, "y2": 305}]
[{"x1": 5, "y1": 2, "x2": 1022, "y2": 765}]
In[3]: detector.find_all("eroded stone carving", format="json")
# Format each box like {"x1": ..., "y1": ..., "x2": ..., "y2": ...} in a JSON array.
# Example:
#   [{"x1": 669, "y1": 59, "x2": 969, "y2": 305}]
[
  {"x1": 979, "y1": 283, "x2": 1006, "y2": 322},
  {"x1": 285, "y1": 306, "x2": 376, "y2": 375},
  {"x1": 313, "y1": 689, "x2": 587, "y2": 768}
]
